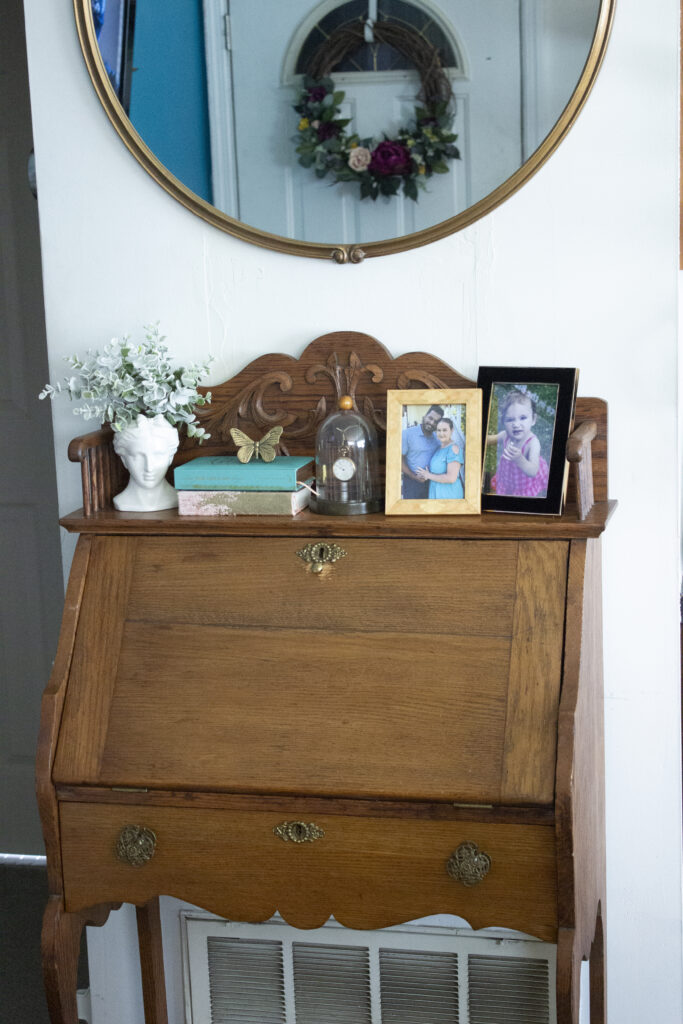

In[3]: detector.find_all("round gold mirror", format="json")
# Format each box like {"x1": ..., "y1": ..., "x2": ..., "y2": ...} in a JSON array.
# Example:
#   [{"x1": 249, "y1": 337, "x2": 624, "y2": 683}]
[{"x1": 75, "y1": 0, "x2": 614, "y2": 261}]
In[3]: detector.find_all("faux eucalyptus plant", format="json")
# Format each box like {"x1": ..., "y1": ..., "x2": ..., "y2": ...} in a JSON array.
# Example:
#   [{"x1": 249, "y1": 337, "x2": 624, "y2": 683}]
[{"x1": 39, "y1": 324, "x2": 212, "y2": 440}]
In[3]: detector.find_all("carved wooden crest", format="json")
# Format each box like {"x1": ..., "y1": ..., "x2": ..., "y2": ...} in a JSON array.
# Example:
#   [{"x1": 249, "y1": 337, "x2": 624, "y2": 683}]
[{"x1": 178, "y1": 331, "x2": 474, "y2": 461}]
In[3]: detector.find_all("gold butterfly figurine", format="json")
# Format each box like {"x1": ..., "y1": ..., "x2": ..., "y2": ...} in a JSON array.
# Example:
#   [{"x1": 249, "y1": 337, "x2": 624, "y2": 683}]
[{"x1": 229, "y1": 426, "x2": 283, "y2": 463}]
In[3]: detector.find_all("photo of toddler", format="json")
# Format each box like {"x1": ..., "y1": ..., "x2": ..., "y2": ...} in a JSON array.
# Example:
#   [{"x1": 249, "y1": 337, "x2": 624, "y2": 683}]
[{"x1": 484, "y1": 385, "x2": 557, "y2": 498}]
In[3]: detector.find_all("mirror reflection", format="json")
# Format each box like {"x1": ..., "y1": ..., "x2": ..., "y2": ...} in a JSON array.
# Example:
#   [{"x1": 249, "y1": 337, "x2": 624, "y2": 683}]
[{"x1": 92, "y1": 0, "x2": 601, "y2": 247}]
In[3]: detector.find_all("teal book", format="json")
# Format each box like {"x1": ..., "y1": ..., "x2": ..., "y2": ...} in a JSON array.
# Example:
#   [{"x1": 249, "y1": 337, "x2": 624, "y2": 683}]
[{"x1": 174, "y1": 455, "x2": 314, "y2": 491}]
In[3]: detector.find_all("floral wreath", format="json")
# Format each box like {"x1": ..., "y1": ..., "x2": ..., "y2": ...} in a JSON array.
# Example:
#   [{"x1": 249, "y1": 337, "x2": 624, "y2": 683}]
[{"x1": 293, "y1": 21, "x2": 460, "y2": 202}]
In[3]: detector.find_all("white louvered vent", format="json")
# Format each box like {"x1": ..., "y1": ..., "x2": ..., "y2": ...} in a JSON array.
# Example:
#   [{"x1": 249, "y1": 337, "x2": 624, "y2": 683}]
[
  {"x1": 468, "y1": 954, "x2": 551, "y2": 1023},
  {"x1": 184, "y1": 915, "x2": 556, "y2": 1024},
  {"x1": 380, "y1": 948, "x2": 459, "y2": 1022},
  {"x1": 293, "y1": 942, "x2": 372, "y2": 1023},
  {"x1": 207, "y1": 937, "x2": 286, "y2": 1023}
]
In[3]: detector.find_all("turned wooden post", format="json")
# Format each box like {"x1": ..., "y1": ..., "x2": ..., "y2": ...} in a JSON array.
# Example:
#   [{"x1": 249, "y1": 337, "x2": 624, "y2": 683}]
[{"x1": 567, "y1": 420, "x2": 598, "y2": 521}]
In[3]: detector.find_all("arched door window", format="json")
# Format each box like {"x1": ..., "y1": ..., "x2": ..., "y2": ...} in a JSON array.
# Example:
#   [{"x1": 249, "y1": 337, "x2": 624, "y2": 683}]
[{"x1": 293, "y1": 0, "x2": 461, "y2": 76}]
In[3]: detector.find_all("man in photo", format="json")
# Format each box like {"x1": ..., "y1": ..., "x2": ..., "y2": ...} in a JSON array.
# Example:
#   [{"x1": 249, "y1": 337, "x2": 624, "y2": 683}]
[{"x1": 401, "y1": 404, "x2": 443, "y2": 498}]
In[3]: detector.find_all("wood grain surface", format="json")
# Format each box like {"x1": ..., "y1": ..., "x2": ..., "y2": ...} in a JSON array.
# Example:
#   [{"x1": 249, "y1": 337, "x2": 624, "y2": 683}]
[
  {"x1": 52, "y1": 537, "x2": 137, "y2": 784},
  {"x1": 35, "y1": 536, "x2": 92, "y2": 893},
  {"x1": 53, "y1": 537, "x2": 567, "y2": 806},
  {"x1": 501, "y1": 542, "x2": 568, "y2": 803},
  {"x1": 56, "y1": 785, "x2": 555, "y2": 825},
  {"x1": 555, "y1": 539, "x2": 607, "y2": 1024},
  {"x1": 60, "y1": 802, "x2": 558, "y2": 941},
  {"x1": 135, "y1": 898, "x2": 168, "y2": 1024},
  {"x1": 124, "y1": 537, "x2": 518, "y2": 634},
  {"x1": 60, "y1": 501, "x2": 617, "y2": 538}
]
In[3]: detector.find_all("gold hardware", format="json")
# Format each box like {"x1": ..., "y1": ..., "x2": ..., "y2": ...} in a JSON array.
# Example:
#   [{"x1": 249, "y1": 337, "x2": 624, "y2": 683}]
[
  {"x1": 446, "y1": 841, "x2": 491, "y2": 887},
  {"x1": 229, "y1": 425, "x2": 283, "y2": 463},
  {"x1": 273, "y1": 821, "x2": 325, "y2": 843},
  {"x1": 296, "y1": 542, "x2": 347, "y2": 574},
  {"x1": 331, "y1": 246, "x2": 365, "y2": 264},
  {"x1": 116, "y1": 825, "x2": 157, "y2": 866}
]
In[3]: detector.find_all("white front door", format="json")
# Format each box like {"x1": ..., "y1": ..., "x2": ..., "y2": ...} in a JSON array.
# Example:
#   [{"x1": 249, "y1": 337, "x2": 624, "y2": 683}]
[{"x1": 206, "y1": 0, "x2": 523, "y2": 243}]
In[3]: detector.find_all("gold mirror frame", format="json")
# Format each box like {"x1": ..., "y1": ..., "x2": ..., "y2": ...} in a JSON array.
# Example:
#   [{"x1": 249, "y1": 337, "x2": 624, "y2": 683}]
[{"x1": 74, "y1": 0, "x2": 615, "y2": 262}]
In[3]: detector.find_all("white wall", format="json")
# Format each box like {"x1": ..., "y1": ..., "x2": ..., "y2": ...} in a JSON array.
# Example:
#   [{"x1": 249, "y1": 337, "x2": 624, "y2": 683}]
[{"x1": 23, "y1": 0, "x2": 682, "y2": 1021}]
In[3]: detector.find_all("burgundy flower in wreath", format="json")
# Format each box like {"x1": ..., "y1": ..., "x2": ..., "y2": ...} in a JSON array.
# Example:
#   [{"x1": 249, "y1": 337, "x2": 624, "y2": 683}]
[
  {"x1": 369, "y1": 140, "x2": 413, "y2": 177},
  {"x1": 317, "y1": 121, "x2": 342, "y2": 141},
  {"x1": 307, "y1": 85, "x2": 327, "y2": 103}
]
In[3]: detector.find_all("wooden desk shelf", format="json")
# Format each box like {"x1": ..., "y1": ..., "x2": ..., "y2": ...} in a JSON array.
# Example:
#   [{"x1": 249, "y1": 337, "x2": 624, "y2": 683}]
[{"x1": 38, "y1": 334, "x2": 612, "y2": 1023}]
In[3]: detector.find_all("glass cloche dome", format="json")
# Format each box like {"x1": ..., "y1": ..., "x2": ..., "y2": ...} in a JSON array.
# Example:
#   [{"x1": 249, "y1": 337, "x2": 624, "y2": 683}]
[{"x1": 309, "y1": 395, "x2": 382, "y2": 515}]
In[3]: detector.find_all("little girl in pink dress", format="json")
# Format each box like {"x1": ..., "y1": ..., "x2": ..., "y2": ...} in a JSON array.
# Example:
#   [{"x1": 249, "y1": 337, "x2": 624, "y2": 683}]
[{"x1": 487, "y1": 390, "x2": 549, "y2": 497}]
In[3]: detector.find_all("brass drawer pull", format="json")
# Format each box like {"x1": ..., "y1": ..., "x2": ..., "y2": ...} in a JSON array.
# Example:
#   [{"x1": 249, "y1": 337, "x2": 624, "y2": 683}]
[
  {"x1": 446, "y1": 841, "x2": 491, "y2": 886},
  {"x1": 274, "y1": 820, "x2": 325, "y2": 843},
  {"x1": 296, "y1": 542, "x2": 346, "y2": 574},
  {"x1": 116, "y1": 825, "x2": 157, "y2": 866}
]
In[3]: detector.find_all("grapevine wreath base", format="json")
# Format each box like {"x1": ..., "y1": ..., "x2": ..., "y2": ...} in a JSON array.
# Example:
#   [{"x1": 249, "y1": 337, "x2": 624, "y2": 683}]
[{"x1": 293, "y1": 20, "x2": 460, "y2": 201}]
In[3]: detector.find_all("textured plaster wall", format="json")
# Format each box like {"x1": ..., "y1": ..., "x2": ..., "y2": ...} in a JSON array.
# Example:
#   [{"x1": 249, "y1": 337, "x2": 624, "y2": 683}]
[{"x1": 22, "y1": 0, "x2": 683, "y2": 1020}]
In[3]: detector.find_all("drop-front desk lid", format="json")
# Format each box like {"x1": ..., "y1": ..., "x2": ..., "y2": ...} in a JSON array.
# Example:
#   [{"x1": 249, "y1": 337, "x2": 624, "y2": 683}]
[{"x1": 53, "y1": 504, "x2": 615, "y2": 806}]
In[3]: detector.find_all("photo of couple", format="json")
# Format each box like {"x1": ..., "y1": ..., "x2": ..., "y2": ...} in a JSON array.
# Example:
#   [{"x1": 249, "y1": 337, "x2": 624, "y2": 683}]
[{"x1": 401, "y1": 403, "x2": 466, "y2": 500}]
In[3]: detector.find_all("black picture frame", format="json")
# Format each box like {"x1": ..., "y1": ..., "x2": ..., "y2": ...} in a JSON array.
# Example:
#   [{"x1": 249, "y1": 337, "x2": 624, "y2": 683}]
[{"x1": 477, "y1": 366, "x2": 579, "y2": 516}]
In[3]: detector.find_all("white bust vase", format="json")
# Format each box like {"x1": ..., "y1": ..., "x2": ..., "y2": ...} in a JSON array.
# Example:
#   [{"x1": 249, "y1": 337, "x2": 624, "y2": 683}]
[{"x1": 112, "y1": 414, "x2": 180, "y2": 512}]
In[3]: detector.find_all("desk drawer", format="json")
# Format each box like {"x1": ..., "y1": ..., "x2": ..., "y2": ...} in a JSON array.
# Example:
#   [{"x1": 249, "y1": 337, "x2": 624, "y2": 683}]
[{"x1": 60, "y1": 802, "x2": 558, "y2": 942}]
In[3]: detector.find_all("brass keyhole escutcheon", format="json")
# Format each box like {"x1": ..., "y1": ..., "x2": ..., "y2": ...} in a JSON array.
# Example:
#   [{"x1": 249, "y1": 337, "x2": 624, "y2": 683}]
[
  {"x1": 273, "y1": 820, "x2": 325, "y2": 843},
  {"x1": 446, "y1": 841, "x2": 491, "y2": 886},
  {"x1": 116, "y1": 825, "x2": 157, "y2": 866},
  {"x1": 296, "y1": 542, "x2": 347, "y2": 574}
]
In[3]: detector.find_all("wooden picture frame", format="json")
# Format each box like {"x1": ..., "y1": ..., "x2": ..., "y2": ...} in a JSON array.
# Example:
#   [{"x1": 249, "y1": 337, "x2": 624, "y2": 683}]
[
  {"x1": 385, "y1": 389, "x2": 482, "y2": 515},
  {"x1": 477, "y1": 367, "x2": 579, "y2": 515}
]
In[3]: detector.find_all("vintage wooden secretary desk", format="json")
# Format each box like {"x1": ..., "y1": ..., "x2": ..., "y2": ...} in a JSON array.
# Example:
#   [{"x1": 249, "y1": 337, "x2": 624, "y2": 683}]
[{"x1": 37, "y1": 333, "x2": 614, "y2": 1024}]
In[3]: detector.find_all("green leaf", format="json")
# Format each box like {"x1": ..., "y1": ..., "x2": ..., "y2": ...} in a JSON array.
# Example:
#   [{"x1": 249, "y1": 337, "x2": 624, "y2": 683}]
[
  {"x1": 333, "y1": 91, "x2": 345, "y2": 105},
  {"x1": 431, "y1": 160, "x2": 449, "y2": 174},
  {"x1": 379, "y1": 177, "x2": 399, "y2": 196},
  {"x1": 334, "y1": 168, "x2": 358, "y2": 182},
  {"x1": 404, "y1": 177, "x2": 419, "y2": 201}
]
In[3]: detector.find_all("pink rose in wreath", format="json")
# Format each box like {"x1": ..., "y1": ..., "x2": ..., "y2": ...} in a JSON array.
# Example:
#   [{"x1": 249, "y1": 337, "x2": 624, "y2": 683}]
[
  {"x1": 347, "y1": 146, "x2": 372, "y2": 172},
  {"x1": 369, "y1": 140, "x2": 413, "y2": 176}
]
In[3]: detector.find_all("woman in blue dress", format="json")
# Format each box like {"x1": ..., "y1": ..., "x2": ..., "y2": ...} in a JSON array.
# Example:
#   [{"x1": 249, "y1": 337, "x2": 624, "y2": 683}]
[{"x1": 415, "y1": 417, "x2": 464, "y2": 498}]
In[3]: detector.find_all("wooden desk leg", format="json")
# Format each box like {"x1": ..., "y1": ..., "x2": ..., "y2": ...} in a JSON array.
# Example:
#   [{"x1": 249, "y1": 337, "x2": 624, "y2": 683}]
[
  {"x1": 556, "y1": 927, "x2": 580, "y2": 1024},
  {"x1": 136, "y1": 898, "x2": 169, "y2": 1024},
  {"x1": 41, "y1": 896, "x2": 116, "y2": 1024},
  {"x1": 589, "y1": 904, "x2": 606, "y2": 1024},
  {"x1": 557, "y1": 905, "x2": 606, "y2": 1024},
  {"x1": 41, "y1": 896, "x2": 83, "y2": 1024}
]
